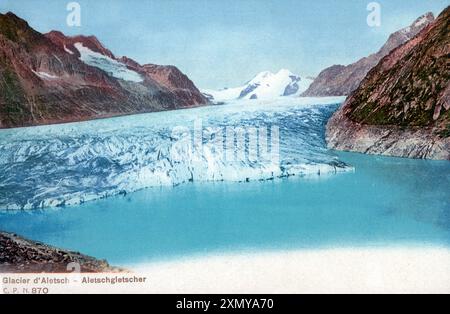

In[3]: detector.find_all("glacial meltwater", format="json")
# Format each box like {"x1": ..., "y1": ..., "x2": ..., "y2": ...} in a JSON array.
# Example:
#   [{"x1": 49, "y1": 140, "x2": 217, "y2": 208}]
[{"x1": 0, "y1": 97, "x2": 449, "y2": 265}]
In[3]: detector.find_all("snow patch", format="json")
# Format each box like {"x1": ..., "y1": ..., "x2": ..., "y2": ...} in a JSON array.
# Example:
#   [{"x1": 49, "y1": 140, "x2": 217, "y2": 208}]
[
  {"x1": 414, "y1": 16, "x2": 429, "y2": 27},
  {"x1": 64, "y1": 45, "x2": 74, "y2": 55},
  {"x1": 74, "y1": 42, "x2": 143, "y2": 83},
  {"x1": 32, "y1": 70, "x2": 58, "y2": 80}
]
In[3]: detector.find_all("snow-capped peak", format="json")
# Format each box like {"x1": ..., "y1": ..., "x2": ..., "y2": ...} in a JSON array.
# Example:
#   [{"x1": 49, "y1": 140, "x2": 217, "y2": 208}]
[
  {"x1": 413, "y1": 12, "x2": 434, "y2": 27},
  {"x1": 399, "y1": 12, "x2": 434, "y2": 35},
  {"x1": 247, "y1": 70, "x2": 273, "y2": 84},
  {"x1": 203, "y1": 69, "x2": 313, "y2": 102}
]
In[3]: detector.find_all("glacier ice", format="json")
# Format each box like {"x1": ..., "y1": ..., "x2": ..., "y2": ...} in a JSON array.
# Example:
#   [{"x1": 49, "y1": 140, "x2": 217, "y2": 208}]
[
  {"x1": 74, "y1": 42, "x2": 143, "y2": 83},
  {"x1": 0, "y1": 97, "x2": 350, "y2": 210}
]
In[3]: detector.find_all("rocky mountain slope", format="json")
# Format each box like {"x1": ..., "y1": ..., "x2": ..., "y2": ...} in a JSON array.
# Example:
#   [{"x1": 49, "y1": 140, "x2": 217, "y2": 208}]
[
  {"x1": 203, "y1": 69, "x2": 313, "y2": 102},
  {"x1": 0, "y1": 12, "x2": 207, "y2": 129},
  {"x1": 302, "y1": 13, "x2": 435, "y2": 97},
  {"x1": 0, "y1": 231, "x2": 121, "y2": 273},
  {"x1": 326, "y1": 7, "x2": 450, "y2": 160}
]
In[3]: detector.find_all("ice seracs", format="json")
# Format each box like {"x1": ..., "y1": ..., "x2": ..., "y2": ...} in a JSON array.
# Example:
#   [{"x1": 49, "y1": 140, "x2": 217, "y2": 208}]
[
  {"x1": 0, "y1": 97, "x2": 348, "y2": 210},
  {"x1": 203, "y1": 69, "x2": 313, "y2": 102}
]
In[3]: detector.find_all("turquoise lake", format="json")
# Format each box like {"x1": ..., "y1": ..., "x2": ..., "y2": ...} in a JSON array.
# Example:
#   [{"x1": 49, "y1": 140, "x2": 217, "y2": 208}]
[{"x1": 0, "y1": 152, "x2": 449, "y2": 265}]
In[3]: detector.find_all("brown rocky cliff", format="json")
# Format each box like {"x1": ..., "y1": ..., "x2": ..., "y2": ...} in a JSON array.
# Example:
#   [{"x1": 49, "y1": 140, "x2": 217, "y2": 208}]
[
  {"x1": 0, "y1": 12, "x2": 124, "y2": 128},
  {"x1": 0, "y1": 12, "x2": 207, "y2": 129},
  {"x1": 45, "y1": 31, "x2": 207, "y2": 107},
  {"x1": 141, "y1": 64, "x2": 206, "y2": 105},
  {"x1": 326, "y1": 7, "x2": 450, "y2": 160},
  {"x1": 302, "y1": 12, "x2": 435, "y2": 97},
  {"x1": 45, "y1": 30, "x2": 116, "y2": 59}
]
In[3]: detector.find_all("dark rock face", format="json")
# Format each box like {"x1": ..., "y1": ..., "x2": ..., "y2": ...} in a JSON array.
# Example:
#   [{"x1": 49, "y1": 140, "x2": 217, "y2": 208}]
[
  {"x1": 302, "y1": 12, "x2": 435, "y2": 97},
  {"x1": 0, "y1": 12, "x2": 208, "y2": 129},
  {"x1": 326, "y1": 7, "x2": 450, "y2": 160},
  {"x1": 239, "y1": 83, "x2": 260, "y2": 98},
  {"x1": 0, "y1": 231, "x2": 121, "y2": 273},
  {"x1": 283, "y1": 75, "x2": 301, "y2": 96}
]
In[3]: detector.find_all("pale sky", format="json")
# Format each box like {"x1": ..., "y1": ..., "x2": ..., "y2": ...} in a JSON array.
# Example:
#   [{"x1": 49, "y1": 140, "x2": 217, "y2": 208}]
[{"x1": 1, "y1": 0, "x2": 448, "y2": 89}]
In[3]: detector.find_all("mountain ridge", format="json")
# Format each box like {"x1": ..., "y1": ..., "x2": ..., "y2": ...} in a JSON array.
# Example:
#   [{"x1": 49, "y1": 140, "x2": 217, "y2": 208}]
[
  {"x1": 326, "y1": 7, "x2": 450, "y2": 160},
  {"x1": 0, "y1": 12, "x2": 207, "y2": 128},
  {"x1": 302, "y1": 12, "x2": 435, "y2": 97}
]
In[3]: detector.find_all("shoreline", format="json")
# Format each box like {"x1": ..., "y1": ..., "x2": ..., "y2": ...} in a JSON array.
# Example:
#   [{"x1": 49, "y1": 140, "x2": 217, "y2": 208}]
[
  {"x1": 127, "y1": 247, "x2": 450, "y2": 294},
  {"x1": 1, "y1": 232, "x2": 449, "y2": 293},
  {"x1": 0, "y1": 231, "x2": 124, "y2": 273}
]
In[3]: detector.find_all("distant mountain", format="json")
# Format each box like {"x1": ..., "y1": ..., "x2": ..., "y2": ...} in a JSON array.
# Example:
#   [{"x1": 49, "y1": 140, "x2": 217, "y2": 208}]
[
  {"x1": 203, "y1": 69, "x2": 313, "y2": 102},
  {"x1": 0, "y1": 12, "x2": 207, "y2": 129},
  {"x1": 326, "y1": 7, "x2": 449, "y2": 160},
  {"x1": 302, "y1": 12, "x2": 435, "y2": 97}
]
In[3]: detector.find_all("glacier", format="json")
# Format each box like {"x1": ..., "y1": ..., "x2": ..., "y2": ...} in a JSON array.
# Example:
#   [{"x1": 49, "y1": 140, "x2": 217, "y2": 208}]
[
  {"x1": 0, "y1": 96, "x2": 350, "y2": 211},
  {"x1": 74, "y1": 42, "x2": 144, "y2": 83}
]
